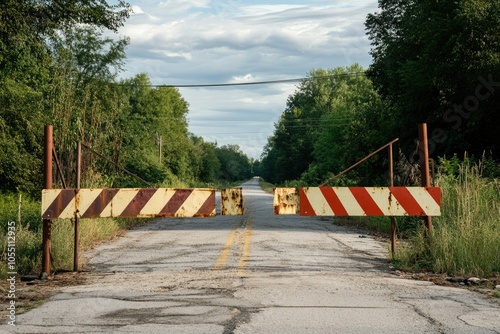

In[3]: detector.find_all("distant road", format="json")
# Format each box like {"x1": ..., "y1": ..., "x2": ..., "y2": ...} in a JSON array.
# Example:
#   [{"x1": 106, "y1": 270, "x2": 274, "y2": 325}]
[{"x1": 4, "y1": 177, "x2": 500, "y2": 333}]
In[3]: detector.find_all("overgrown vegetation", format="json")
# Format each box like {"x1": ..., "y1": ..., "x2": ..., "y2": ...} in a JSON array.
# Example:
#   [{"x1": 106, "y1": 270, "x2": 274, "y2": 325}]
[
  {"x1": 258, "y1": 178, "x2": 275, "y2": 194},
  {"x1": 2, "y1": 0, "x2": 499, "y2": 279},
  {"x1": 0, "y1": 0, "x2": 253, "y2": 278},
  {"x1": 0, "y1": 194, "x2": 151, "y2": 278},
  {"x1": 397, "y1": 158, "x2": 500, "y2": 277},
  {"x1": 258, "y1": 0, "x2": 500, "y2": 278}
]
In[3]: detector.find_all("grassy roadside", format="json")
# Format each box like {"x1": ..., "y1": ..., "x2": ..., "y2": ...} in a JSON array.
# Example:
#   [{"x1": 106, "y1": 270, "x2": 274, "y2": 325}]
[
  {"x1": 257, "y1": 164, "x2": 499, "y2": 281},
  {"x1": 258, "y1": 178, "x2": 275, "y2": 194},
  {"x1": 0, "y1": 179, "x2": 254, "y2": 279},
  {"x1": 0, "y1": 193, "x2": 151, "y2": 279},
  {"x1": 396, "y1": 160, "x2": 500, "y2": 278}
]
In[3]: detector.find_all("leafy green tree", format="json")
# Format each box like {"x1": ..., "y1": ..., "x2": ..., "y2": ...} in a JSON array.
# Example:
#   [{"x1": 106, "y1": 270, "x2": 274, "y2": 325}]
[
  {"x1": 49, "y1": 27, "x2": 130, "y2": 187},
  {"x1": 366, "y1": 0, "x2": 500, "y2": 158},
  {"x1": 190, "y1": 135, "x2": 221, "y2": 183},
  {"x1": 260, "y1": 68, "x2": 333, "y2": 184},
  {"x1": 252, "y1": 159, "x2": 260, "y2": 176},
  {"x1": 260, "y1": 65, "x2": 386, "y2": 185},
  {"x1": 118, "y1": 74, "x2": 193, "y2": 186},
  {"x1": 0, "y1": 0, "x2": 131, "y2": 195},
  {"x1": 216, "y1": 145, "x2": 252, "y2": 182},
  {"x1": 305, "y1": 65, "x2": 397, "y2": 186}
]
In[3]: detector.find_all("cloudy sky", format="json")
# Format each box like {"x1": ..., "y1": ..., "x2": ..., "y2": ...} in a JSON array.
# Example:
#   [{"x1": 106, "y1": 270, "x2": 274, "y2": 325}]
[{"x1": 118, "y1": 0, "x2": 380, "y2": 159}]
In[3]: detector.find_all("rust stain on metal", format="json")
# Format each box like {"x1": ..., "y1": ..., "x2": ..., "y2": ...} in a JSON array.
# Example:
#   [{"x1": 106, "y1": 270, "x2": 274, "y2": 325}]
[
  {"x1": 74, "y1": 189, "x2": 80, "y2": 217},
  {"x1": 273, "y1": 188, "x2": 299, "y2": 215},
  {"x1": 221, "y1": 188, "x2": 244, "y2": 215},
  {"x1": 388, "y1": 189, "x2": 392, "y2": 213}
]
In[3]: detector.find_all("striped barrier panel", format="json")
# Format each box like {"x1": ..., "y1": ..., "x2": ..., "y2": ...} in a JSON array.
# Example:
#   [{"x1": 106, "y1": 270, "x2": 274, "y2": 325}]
[
  {"x1": 42, "y1": 188, "x2": 222, "y2": 219},
  {"x1": 274, "y1": 187, "x2": 441, "y2": 216}
]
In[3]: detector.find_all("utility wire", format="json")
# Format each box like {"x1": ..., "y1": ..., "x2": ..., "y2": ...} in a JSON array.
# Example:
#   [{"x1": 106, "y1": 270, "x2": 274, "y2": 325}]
[{"x1": 115, "y1": 72, "x2": 366, "y2": 88}]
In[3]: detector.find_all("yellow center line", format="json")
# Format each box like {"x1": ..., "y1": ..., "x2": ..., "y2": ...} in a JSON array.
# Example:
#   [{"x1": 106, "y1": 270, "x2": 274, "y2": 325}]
[
  {"x1": 214, "y1": 221, "x2": 241, "y2": 270},
  {"x1": 238, "y1": 218, "x2": 253, "y2": 276}
]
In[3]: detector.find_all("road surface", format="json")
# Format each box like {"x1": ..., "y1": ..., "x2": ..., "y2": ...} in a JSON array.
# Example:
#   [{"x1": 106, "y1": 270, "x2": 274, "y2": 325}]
[{"x1": 4, "y1": 178, "x2": 500, "y2": 333}]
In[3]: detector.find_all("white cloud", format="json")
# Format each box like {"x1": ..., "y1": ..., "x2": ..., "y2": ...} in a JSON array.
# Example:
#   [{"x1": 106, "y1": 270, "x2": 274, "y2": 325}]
[
  {"x1": 119, "y1": 0, "x2": 379, "y2": 158},
  {"x1": 131, "y1": 5, "x2": 145, "y2": 14},
  {"x1": 231, "y1": 74, "x2": 254, "y2": 82},
  {"x1": 157, "y1": 0, "x2": 210, "y2": 13}
]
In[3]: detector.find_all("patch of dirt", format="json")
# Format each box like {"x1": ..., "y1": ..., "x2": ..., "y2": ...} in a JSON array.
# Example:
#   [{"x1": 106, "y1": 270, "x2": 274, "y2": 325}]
[
  {"x1": 0, "y1": 271, "x2": 91, "y2": 319},
  {"x1": 392, "y1": 271, "x2": 500, "y2": 301}
]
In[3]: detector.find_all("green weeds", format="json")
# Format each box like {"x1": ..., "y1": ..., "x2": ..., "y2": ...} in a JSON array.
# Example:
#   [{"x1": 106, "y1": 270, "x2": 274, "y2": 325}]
[
  {"x1": 0, "y1": 194, "x2": 146, "y2": 278},
  {"x1": 397, "y1": 159, "x2": 500, "y2": 277}
]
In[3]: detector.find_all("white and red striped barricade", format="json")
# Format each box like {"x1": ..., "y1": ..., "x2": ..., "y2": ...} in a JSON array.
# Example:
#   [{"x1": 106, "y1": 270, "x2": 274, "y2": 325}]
[
  {"x1": 42, "y1": 188, "x2": 244, "y2": 219},
  {"x1": 274, "y1": 187, "x2": 441, "y2": 216}
]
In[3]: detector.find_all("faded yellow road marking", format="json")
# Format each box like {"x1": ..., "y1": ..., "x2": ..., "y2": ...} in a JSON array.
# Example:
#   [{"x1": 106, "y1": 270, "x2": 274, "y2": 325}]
[
  {"x1": 214, "y1": 221, "x2": 241, "y2": 270},
  {"x1": 214, "y1": 216, "x2": 253, "y2": 273},
  {"x1": 238, "y1": 218, "x2": 253, "y2": 276}
]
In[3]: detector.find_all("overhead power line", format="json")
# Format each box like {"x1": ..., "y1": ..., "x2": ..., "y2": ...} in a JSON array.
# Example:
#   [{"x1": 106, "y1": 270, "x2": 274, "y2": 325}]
[{"x1": 116, "y1": 72, "x2": 366, "y2": 88}]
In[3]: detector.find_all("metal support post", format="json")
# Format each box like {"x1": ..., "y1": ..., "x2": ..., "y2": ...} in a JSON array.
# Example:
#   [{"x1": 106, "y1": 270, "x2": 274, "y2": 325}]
[
  {"x1": 418, "y1": 123, "x2": 433, "y2": 234},
  {"x1": 42, "y1": 125, "x2": 53, "y2": 278},
  {"x1": 389, "y1": 143, "x2": 396, "y2": 258},
  {"x1": 74, "y1": 142, "x2": 81, "y2": 272}
]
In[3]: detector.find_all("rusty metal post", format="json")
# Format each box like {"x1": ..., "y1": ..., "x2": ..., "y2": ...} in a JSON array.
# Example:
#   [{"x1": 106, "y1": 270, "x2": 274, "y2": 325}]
[
  {"x1": 418, "y1": 123, "x2": 433, "y2": 234},
  {"x1": 389, "y1": 143, "x2": 396, "y2": 258},
  {"x1": 74, "y1": 142, "x2": 82, "y2": 272},
  {"x1": 52, "y1": 147, "x2": 67, "y2": 189},
  {"x1": 42, "y1": 125, "x2": 53, "y2": 278}
]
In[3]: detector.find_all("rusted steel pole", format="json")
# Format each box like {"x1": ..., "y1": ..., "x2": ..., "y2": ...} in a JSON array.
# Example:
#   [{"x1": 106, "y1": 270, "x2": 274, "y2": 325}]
[
  {"x1": 320, "y1": 138, "x2": 399, "y2": 186},
  {"x1": 389, "y1": 143, "x2": 396, "y2": 258},
  {"x1": 42, "y1": 125, "x2": 53, "y2": 277},
  {"x1": 52, "y1": 147, "x2": 67, "y2": 189},
  {"x1": 74, "y1": 142, "x2": 82, "y2": 272},
  {"x1": 418, "y1": 123, "x2": 433, "y2": 234}
]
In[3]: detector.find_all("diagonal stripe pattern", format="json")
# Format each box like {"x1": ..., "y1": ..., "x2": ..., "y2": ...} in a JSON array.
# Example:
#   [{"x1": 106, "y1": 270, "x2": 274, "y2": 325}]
[
  {"x1": 42, "y1": 188, "x2": 217, "y2": 219},
  {"x1": 296, "y1": 187, "x2": 441, "y2": 217}
]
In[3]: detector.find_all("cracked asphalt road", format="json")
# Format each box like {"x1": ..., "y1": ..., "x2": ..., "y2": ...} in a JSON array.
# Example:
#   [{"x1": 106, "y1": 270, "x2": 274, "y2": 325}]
[{"x1": 3, "y1": 177, "x2": 500, "y2": 333}]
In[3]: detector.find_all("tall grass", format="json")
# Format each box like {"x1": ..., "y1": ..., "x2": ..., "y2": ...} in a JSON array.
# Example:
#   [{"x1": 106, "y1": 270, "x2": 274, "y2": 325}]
[
  {"x1": 50, "y1": 218, "x2": 122, "y2": 271},
  {"x1": 0, "y1": 194, "x2": 42, "y2": 277},
  {"x1": 0, "y1": 177, "x2": 246, "y2": 278},
  {"x1": 397, "y1": 159, "x2": 500, "y2": 277},
  {"x1": 0, "y1": 194, "x2": 144, "y2": 278}
]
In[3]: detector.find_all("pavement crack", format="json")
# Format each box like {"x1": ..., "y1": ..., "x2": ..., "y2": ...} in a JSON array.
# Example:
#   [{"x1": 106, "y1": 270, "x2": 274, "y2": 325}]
[
  {"x1": 402, "y1": 301, "x2": 447, "y2": 334},
  {"x1": 222, "y1": 307, "x2": 260, "y2": 334}
]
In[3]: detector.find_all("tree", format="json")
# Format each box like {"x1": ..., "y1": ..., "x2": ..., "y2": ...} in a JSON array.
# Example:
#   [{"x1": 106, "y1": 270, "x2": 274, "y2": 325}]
[
  {"x1": 216, "y1": 145, "x2": 252, "y2": 182},
  {"x1": 303, "y1": 65, "x2": 393, "y2": 186},
  {"x1": 190, "y1": 135, "x2": 221, "y2": 183},
  {"x1": 118, "y1": 74, "x2": 194, "y2": 186},
  {"x1": 0, "y1": 0, "x2": 131, "y2": 195},
  {"x1": 260, "y1": 65, "x2": 387, "y2": 185},
  {"x1": 366, "y1": 0, "x2": 500, "y2": 158},
  {"x1": 49, "y1": 27, "x2": 130, "y2": 187}
]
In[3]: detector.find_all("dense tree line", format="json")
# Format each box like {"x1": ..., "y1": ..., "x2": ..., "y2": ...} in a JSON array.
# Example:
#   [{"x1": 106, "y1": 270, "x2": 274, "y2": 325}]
[
  {"x1": 366, "y1": 0, "x2": 500, "y2": 158},
  {"x1": 260, "y1": 0, "x2": 500, "y2": 185},
  {"x1": 0, "y1": 0, "x2": 252, "y2": 196},
  {"x1": 260, "y1": 64, "x2": 394, "y2": 186}
]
